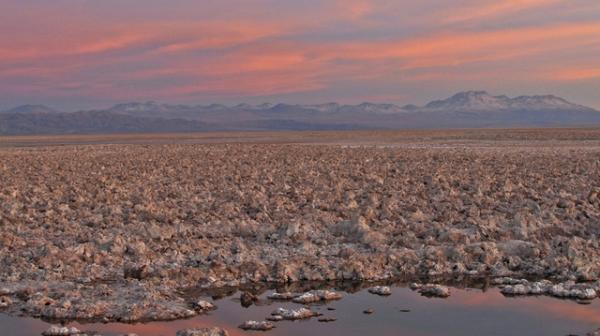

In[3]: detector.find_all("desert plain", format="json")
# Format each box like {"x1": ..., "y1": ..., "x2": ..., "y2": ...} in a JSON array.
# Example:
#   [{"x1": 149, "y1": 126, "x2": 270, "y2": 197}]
[{"x1": 0, "y1": 129, "x2": 599, "y2": 329}]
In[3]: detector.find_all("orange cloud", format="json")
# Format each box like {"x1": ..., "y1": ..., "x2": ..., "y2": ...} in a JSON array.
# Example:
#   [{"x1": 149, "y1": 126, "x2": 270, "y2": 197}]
[
  {"x1": 147, "y1": 21, "x2": 600, "y2": 82},
  {"x1": 442, "y1": 0, "x2": 564, "y2": 24},
  {"x1": 168, "y1": 71, "x2": 325, "y2": 98},
  {"x1": 0, "y1": 65, "x2": 71, "y2": 79},
  {"x1": 127, "y1": 47, "x2": 316, "y2": 80},
  {"x1": 553, "y1": 68, "x2": 600, "y2": 80},
  {"x1": 0, "y1": 19, "x2": 295, "y2": 63},
  {"x1": 322, "y1": 22, "x2": 600, "y2": 64},
  {"x1": 239, "y1": 53, "x2": 308, "y2": 72},
  {"x1": 155, "y1": 22, "x2": 288, "y2": 54},
  {"x1": 1, "y1": 2, "x2": 599, "y2": 105},
  {"x1": 0, "y1": 31, "x2": 153, "y2": 62},
  {"x1": 337, "y1": 0, "x2": 374, "y2": 20},
  {"x1": 7, "y1": 20, "x2": 598, "y2": 101},
  {"x1": 75, "y1": 33, "x2": 147, "y2": 54}
]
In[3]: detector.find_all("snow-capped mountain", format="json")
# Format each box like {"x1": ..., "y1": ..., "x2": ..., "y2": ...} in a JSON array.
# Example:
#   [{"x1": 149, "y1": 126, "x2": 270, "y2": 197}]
[
  {"x1": 351, "y1": 102, "x2": 407, "y2": 114},
  {"x1": 109, "y1": 101, "x2": 166, "y2": 113},
  {"x1": 2, "y1": 91, "x2": 599, "y2": 135},
  {"x1": 508, "y1": 95, "x2": 585, "y2": 110},
  {"x1": 423, "y1": 91, "x2": 592, "y2": 112},
  {"x1": 302, "y1": 103, "x2": 341, "y2": 113}
]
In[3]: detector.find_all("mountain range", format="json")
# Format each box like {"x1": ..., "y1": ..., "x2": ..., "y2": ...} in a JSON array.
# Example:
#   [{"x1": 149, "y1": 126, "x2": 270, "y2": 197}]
[{"x1": 2, "y1": 91, "x2": 600, "y2": 135}]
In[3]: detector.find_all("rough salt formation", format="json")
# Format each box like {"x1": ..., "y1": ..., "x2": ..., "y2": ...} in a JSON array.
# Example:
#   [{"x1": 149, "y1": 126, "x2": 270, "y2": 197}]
[
  {"x1": 410, "y1": 283, "x2": 451, "y2": 298},
  {"x1": 240, "y1": 291, "x2": 258, "y2": 307},
  {"x1": 496, "y1": 277, "x2": 599, "y2": 300},
  {"x1": 266, "y1": 290, "x2": 342, "y2": 304},
  {"x1": 0, "y1": 295, "x2": 12, "y2": 308},
  {"x1": 292, "y1": 290, "x2": 343, "y2": 304},
  {"x1": 368, "y1": 286, "x2": 392, "y2": 296},
  {"x1": 265, "y1": 315, "x2": 284, "y2": 322},
  {"x1": 176, "y1": 328, "x2": 229, "y2": 336},
  {"x1": 238, "y1": 320, "x2": 276, "y2": 331},
  {"x1": 192, "y1": 300, "x2": 216, "y2": 312},
  {"x1": 0, "y1": 281, "x2": 199, "y2": 322},
  {"x1": 271, "y1": 307, "x2": 320, "y2": 320},
  {"x1": 42, "y1": 326, "x2": 82, "y2": 336},
  {"x1": 0, "y1": 138, "x2": 599, "y2": 321},
  {"x1": 267, "y1": 292, "x2": 296, "y2": 300},
  {"x1": 588, "y1": 328, "x2": 600, "y2": 336}
]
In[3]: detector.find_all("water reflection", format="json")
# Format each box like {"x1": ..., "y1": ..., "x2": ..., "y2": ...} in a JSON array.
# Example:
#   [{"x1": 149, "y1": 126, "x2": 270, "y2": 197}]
[{"x1": 1, "y1": 286, "x2": 598, "y2": 336}]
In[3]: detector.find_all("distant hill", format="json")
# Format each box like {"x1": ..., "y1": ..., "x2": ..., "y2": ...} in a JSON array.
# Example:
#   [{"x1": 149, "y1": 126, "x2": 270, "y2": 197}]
[
  {"x1": 2, "y1": 91, "x2": 600, "y2": 135},
  {"x1": 0, "y1": 111, "x2": 214, "y2": 135},
  {"x1": 1, "y1": 104, "x2": 59, "y2": 115}
]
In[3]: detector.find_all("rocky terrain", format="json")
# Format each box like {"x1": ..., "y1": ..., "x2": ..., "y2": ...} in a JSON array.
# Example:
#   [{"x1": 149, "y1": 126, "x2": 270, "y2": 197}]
[{"x1": 0, "y1": 130, "x2": 600, "y2": 323}]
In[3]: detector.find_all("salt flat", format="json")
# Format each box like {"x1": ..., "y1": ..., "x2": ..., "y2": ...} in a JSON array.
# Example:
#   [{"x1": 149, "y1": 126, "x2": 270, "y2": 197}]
[{"x1": 0, "y1": 129, "x2": 599, "y2": 324}]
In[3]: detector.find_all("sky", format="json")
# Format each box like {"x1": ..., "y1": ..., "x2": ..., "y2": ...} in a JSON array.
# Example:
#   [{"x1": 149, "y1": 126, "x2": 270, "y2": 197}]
[{"x1": 1, "y1": 0, "x2": 600, "y2": 111}]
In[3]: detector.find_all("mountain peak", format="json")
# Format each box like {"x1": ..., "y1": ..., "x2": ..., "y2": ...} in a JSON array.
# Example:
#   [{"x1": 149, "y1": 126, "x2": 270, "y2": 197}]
[
  {"x1": 425, "y1": 91, "x2": 506, "y2": 111},
  {"x1": 444, "y1": 91, "x2": 494, "y2": 102},
  {"x1": 510, "y1": 94, "x2": 575, "y2": 109},
  {"x1": 452, "y1": 90, "x2": 490, "y2": 97},
  {"x1": 2, "y1": 91, "x2": 600, "y2": 135},
  {"x1": 3, "y1": 104, "x2": 58, "y2": 114},
  {"x1": 302, "y1": 103, "x2": 341, "y2": 112},
  {"x1": 109, "y1": 101, "x2": 165, "y2": 113},
  {"x1": 424, "y1": 91, "x2": 590, "y2": 112},
  {"x1": 233, "y1": 103, "x2": 277, "y2": 110}
]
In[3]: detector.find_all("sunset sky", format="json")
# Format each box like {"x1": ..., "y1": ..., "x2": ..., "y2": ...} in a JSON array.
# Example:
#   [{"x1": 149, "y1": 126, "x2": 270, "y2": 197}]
[{"x1": 1, "y1": 0, "x2": 600, "y2": 110}]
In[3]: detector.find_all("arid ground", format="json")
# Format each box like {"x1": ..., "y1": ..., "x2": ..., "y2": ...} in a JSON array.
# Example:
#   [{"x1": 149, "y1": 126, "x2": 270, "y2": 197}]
[{"x1": 0, "y1": 129, "x2": 599, "y2": 324}]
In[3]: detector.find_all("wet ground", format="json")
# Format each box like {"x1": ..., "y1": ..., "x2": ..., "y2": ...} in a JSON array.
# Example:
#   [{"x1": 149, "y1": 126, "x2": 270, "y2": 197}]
[{"x1": 2, "y1": 285, "x2": 599, "y2": 336}]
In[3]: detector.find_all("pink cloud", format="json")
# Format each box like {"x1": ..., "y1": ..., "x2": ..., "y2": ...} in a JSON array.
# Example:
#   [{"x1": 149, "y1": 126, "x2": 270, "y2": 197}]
[
  {"x1": 440, "y1": 0, "x2": 564, "y2": 24},
  {"x1": 1, "y1": 1, "x2": 600, "y2": 106},
  {"x1": 552, "y1": 67, "x2": 600, "y2": 80}
]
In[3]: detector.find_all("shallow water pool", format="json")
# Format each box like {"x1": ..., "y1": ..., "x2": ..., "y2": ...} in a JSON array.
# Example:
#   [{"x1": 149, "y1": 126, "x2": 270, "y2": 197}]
[{"x1": 1, "y1": 286, "x2": 599, "y2": 336}]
